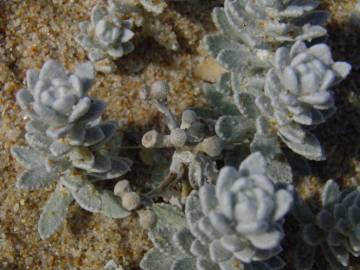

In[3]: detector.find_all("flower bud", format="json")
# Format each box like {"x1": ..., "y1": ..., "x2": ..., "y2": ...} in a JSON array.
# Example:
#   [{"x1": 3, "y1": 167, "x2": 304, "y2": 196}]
[
  {"x1": 122, "y1": 192, "x2": 141, "y2": 211},
  {"x1": 114, "y1": 180, "x2": 131, "y2": 196},
  {"x1": 150, "y1": 81, "x2": 169, "y2": 100}
]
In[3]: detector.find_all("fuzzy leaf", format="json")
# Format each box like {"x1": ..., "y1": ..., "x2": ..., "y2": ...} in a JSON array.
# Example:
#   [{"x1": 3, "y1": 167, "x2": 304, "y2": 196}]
[
  {"x1": 17, "y1": 168, "x2": 56, "y2": 189},
  {"x1": 247, "y1": 230, "x2": 283, "y2": 249},
  {"x1": 250, "y1": 134, "x2": 281, "y2": 161},
  {"x1": 209, "y1": 240, "x2": 233, "y2": 262},
  {"x1": 273, "y1": 189, "x2": 293, "y2": 221},
  {"x1": 171, "y1": 257, "x2": 196, "y2": 270},
  {"x1": 25, "y1": 132, "x2": 52, "y2": 151},
  {"x1": 239, "y1": 152, "x2": 267, "y2": 176},
  {"x1": 38, "y1": 184, "x2": 73, "y2": 240},
  {"x1": 100, "y1": 190, "x2": 130, "y2": 219},
  {"x1": 172, "y1": 228, "x2": 195, "y2": 256},
  {"x1": 39, "y1": 60, "x2": 66, "y2": 81},
  {"x1": 148, "y1": 204, "x2": 187, "y2": 257},
  {"x1": 321, "y1": 180, "x2": 340, "y2": 207},
  {"x1": 203, "y1": 34, "x2": 242, "y2": 58},
  {"x1": 216, "y1": 72, "x2": 233, "y2": 96},
  {"x1": 234, "y1": 92, "x2": 258, "y2": 119},
  {"x1": 217, "y1": 49, "x2": 250, "y2": 73},
  {"x1": 202, "y1": 83, "x2": 239, "y2": 116},
  {"x1": 278, "y1": 130, "x2": 325, "y2": 161},
  {"x1": 215, "y1": 115, "x2": 254, "y2": 142},
  {"x1": 152, "y1": 203, "x2": 185, "y2": 230},
  {"x1": 88, "y1": 158, "x2": 131, "y2": 180},
  {"x1": 212, "y1": 7, "x2": 243, "y2": 42},
  {"x1": 140, "y1": 248, "x2": 175, "y2": 270},
  {"x1": 71, "y1": 183, "x2": 102, "y2": 213},
  {"x1": 267, "y1": 158, "x2": 293, "y2": 184},
  {"x1": 199, "y1": 184, "x2": 217, "y2": 215},
  {"x1": 11, "y1": 147, "x2": 44, "y2": 168}
]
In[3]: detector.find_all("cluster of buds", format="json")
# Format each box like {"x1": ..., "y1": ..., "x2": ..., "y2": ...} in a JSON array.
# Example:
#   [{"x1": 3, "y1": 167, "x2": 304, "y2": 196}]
[
  {"x1": 141, "y1": 81, "x2": 224, "y2": 188},
  {"x1": 114, "y1": 179, "x2": 157, "y2": 229}
]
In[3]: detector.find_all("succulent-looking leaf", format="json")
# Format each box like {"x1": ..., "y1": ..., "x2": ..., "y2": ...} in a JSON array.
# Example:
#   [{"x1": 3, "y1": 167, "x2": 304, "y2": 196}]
[
  {"x1": 38, "y1": 184, "x2": 73, "y2": 240},
  {"x1": 140, "y1": 248, "x2": 176, "y2": 270},
  {"x1": 321, "y1": 180, "x2": 340, "y2": 208},
  {"x1": 267, "y1": 158, "x2": 293, "y2": 184},
  {"x1": 239, "y1": 151, "x2": 267, "y2": 176},
  {"x1": 11, "y1": 147, "x2": 44, "y2": 169},
  {"x1": 278, "y1": 130, "x2": 325, "y2": 161},
  {"x1": 152, "y1": 203, "x2": 186, "y2": 230},
  {"x1": 100, "y1": 190, "x2": 130, "y2": 219},
  {"x1": 215, "y1": 115, "x2": 255, "y2": 142},
  {"x1": 16, "y1": 168, "x2": 56, "y2": 190},
  {"x1": 71, "y1": 183, "x2": 102, "y2": 213}
]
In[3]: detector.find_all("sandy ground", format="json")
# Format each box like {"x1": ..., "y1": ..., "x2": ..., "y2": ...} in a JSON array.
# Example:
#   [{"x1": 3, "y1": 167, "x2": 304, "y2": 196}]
[{"x1": 0, "y1": 0, "x2": 359, "y2": 269}]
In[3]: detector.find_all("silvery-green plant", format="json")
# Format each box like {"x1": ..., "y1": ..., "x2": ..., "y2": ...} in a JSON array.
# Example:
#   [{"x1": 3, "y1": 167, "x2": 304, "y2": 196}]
[
  {"x1": 201, "y1": 0, "x2": 351, "y2": 166},
  {"x1": 204, "y1": 0, "x2": 329, "y2": 73},
  {"x1": 141, "y1": 152, "x2": 294, "y2": 270},
  {"x1": 204, "y1": 10, "x2": 351, "y2": 165},
  {"x1": 109, "y1": 0, "x2": 180, "y2": 51},
  {"x1": 141, "y1": 81, "x2": 223, "y2": 191},
  {"x1": 12, "y1": 60, "x2": 132, "y2": 239},
  {"x1": 256, "y1": 41, "x2": 351, "y2": 160},
  {"x1": 76, "y1": 4, "x2": 135, "y2": 73},
  {"x1": 293, "y1": 180, "x2": 360, "y2": 270},
  {"x1": 202, "y1": 72, "x2": 296, "y2": 184}
]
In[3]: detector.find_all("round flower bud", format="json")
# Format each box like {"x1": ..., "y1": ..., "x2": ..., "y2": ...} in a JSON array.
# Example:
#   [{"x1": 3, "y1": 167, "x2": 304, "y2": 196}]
[
  {"x1": 122, "y1": 192, "x2": 141, "y2": 211},
  {"x1": 114, "y1": 180, "x2": 131, "y2": 197},
  {"x1": 138, "y1": 209, "x2": 157, "y2": 229},
  {"x1": 150, "y1": 81, "x2": 169, "y2": 100},
  {"x1": 142, "y1": 130, "x2": 160, "y2": 148},
  {"x1": 170, "y1": 128, "x2": 187, "y2": 147}
]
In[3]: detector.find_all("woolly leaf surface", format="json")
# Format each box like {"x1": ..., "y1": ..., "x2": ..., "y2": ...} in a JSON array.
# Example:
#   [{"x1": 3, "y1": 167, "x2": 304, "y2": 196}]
[
  {"x1": 321, "y1": 180, "x2": 340, "y2": 208},
  {"x1": 278, "y1": 130, "x2": 325, "y2": 161},
  {"x1": 202, "y1": 83, "x2": 239, "y2": 116},
  {"x1": 250, "y1": 134, "x2": 281, "y2": 162},
  {"x1": 171, "y1": 257, "x2": 196, "y2": 270},
  {"x1": 215, "y1": 115, "x2": 254, "y2": 142},
  {"x1": 38, "y1": 184, "x2": 73, "y2": 240},
  {"x1": 152, "y1": 203, "x2": 186, "y2": 230},
  {"x1": 17, "y1": 168, "x2": 56, "y2": 190},
  {"x1": 267, "y1": 158, "x2": 293, "y2": 184},
  {"x1": 238, "y1": 152, "x2": 267, "y2": 176},
  {"x1": 100, "y1": 190, "x2": 130, "y2": 219},
  {"x1": 71, "y1": 182, "x2": 102, "y2": 212},
  {"x1": 11, "y1": 147, "x2": 44, "y2": 169},
  {"x1": 203, "y1": 34, "x2": 243, "y2": 58},
  {"x1": 140, "y1": 248, "x2": 176, "y2": 270}
]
